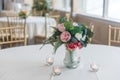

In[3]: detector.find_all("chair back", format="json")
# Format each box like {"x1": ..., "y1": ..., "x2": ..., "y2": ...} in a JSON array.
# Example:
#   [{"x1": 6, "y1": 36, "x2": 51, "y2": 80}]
[
  {"x1": 108, "y1": 25, "x2": 120, "y2": 46},
  {"x1": 45, "y1": 14, "x2": 57, "y2": 38},
  {"x1": 0, "y1": 17, "x2": 27, "y2": 47},
  {"x1": 89, "y1": 23, "x2": 94, "y2": 43},
  {"x1": 34, "y1": 14, "x2": 49, "y2": 44},
  {"x1": 65, "y1": 13, "x2": 70, "y2": 21},
  {"x1": 49, "y1": 15, "x2": 60, "y2": 24},
  {"x1": 7, "y1": 12, "x2": 18, "y2": 17},
  {"x1": 0, "y1": 11, "x2": 18, "y2": 17}
]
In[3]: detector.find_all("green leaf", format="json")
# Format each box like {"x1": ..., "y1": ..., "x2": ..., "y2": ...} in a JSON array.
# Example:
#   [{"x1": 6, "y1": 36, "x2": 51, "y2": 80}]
[
  {"x1": 52, "y1": 27, "x2": 57, "y2": 30},
  {"x1": 70, "y1": 27, "x2": 82, "y2": 35},
  {"x1": 80, "y1": 40, "x2": 87, "y2": 47},
  {"x1": 53, "y1": 30, "x2": 61, "y2": 38},
  {"x1": 87, "y1": 29, "x2": 94, "y2": 38},
  {"x1": 54, "y1": 41, "x2": 62, "y2": 54},
  {"x1": 81, "y1": 24, "x2": 87, "y2": 30},
  {"x1": 59, "y1": 17, "x2": 67, "y2": 23},
  {"x1": 64, "y1": 21, "x2": 73, "y2": 31},
  {"x1": 71, "y1": 37, "x2": 78, "y2": 42}
]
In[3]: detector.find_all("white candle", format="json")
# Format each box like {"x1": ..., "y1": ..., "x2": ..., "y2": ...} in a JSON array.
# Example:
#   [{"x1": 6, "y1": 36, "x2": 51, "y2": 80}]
[
  {"x1": 90, "y1": 63, "x2": 99, "y2": 71},
  {"x1": 53, "y1": 67, "x2": 61, "y2": 75},
  {"x1": 46, "y1": 57, "x2": 54, "y2": 65}
]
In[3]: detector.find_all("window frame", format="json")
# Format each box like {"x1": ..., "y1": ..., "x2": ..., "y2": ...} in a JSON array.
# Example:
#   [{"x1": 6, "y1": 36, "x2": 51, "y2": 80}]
[
  {"x1": 75, "y1": 0, "x2": 120, "y2": 23},
  {"x1": 103, "y1": 0, "x2": 109, "y2": 17}
]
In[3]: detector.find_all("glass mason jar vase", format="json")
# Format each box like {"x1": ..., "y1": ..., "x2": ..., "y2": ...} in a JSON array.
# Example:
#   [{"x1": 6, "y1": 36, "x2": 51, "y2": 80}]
[{"x1": 64, "y1": 48, "x2": 80, "y2": 69}]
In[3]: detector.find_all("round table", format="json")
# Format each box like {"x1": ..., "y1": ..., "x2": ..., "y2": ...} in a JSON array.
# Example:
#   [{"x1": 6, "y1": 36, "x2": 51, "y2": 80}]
[{"x1": 0, "y1": 44, "x2": 120, "y2": 80}]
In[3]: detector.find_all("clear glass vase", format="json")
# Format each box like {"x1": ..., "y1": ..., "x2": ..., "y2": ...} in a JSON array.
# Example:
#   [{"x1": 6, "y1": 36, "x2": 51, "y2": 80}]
[{"x1": 64, "y1": 48, "x2": 80, "y2": 69}]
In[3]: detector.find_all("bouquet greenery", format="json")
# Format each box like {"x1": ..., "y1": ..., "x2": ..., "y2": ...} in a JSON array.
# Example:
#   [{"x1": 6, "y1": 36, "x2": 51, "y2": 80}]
[
  {"x1": 32, "y1": 0, "x2": 52, "y2": 16},
  {"x1": 40, "y1": 17, "x2": 93, "y2": 53}
]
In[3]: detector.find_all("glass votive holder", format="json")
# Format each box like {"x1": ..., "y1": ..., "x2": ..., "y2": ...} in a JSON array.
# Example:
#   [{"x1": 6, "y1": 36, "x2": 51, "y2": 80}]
[
  {"x1": 90, "y1": 63, "x2": 99, "y2": 72},
  {"x1": 46, "y1": 57, "x2": 54, "y2": 66},
  {"x1": 73, "y1": 56, "x2": 80, "y2": 63},
  {"x1": 53, "y1": 66, "x2": 61, "y2": 76}
]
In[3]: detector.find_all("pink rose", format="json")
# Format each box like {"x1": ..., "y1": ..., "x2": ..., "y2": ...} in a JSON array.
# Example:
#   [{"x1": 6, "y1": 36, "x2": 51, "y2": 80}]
[
  {"x1": 60, "y1": 31, "x2": 71, "y2": 42},
  {"x1": 67, "y1": 42, "x2": 77, "y2": 51},
  {"x1": 57, "y1": 23, "x2": 65, "y2": 32},
  {"x1": 77, "y1": 42, "x2": 83, "y2": 49}
]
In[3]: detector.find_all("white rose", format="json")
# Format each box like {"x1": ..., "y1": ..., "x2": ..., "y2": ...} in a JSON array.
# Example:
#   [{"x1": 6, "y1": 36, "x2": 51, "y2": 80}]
[
  {"x1": 82, "y1": 35, "x2": 86, "y2": 41},
  {"x1": 75, "y1": 33, "x2": 82, "y2": 40},
  {"x1": 73, "y1": 22, "x2": 78, "y2": 26}
]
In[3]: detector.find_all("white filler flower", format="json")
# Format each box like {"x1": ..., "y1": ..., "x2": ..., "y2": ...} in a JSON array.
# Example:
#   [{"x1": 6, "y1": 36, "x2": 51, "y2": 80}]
[{"x1": 75, "y1": 33, "x2": 82, "y2": 40}]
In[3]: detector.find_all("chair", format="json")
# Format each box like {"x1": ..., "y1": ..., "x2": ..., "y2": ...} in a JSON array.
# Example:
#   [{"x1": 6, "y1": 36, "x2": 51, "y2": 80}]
[
  {"x1": 34, "y1": 14, "x2": 48, "y2": 44},
  {"x1": 0, "y1": 10, "x2": 18, "y2": 17},
  {"x1": 34, "y1": 13, "x2": 57, "y2": 44},
  {"x1": 88, "y1": 23, "x2": 94, "y2": 43},
  {"x1": 65, "y1": 13, "x2": 70, "y2": 21},
  {"x1": 0, "y1": 17, "x2": 28, "y2": 48},
  {"x1": 49, "y1": 15, "x2": 60, "y2": 24},
  {"x1": 48, "y1": 11, "x2": 60, "y2": 24},
  {"x1": 108, "y1": 25, "x2": 120, "y2": 46}
]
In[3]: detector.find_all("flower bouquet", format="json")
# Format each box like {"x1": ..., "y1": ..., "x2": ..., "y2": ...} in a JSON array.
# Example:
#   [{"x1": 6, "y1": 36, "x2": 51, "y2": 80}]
[
  {"x1": 19, "y1": 10, "x2": 30, "y2": 19},
  {"x1": 41, "y1": 17, "x2": 93, "y2": 52},
  {"x1": 40, "y1": 17, "x2": 93, "y2": 68}
]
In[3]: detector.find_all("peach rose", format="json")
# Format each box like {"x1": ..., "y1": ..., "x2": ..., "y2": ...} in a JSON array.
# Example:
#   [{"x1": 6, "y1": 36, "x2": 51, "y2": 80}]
[
  {"x1": 60, "y1": 31, "x2": 71, "y2": 42},
  {"x1": 57, "y1": 23, "x2": 65, "y2": 32},
  {"x1": 23, "y1": 10, "x2": 27, "y2": 14}
]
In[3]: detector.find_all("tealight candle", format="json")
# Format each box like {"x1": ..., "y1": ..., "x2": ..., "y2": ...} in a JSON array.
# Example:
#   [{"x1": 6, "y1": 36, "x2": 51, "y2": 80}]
[
  {"x1": 90, "y1": 63, "x2": 99, "y2": 72},
  {"x1": 53, "y1": 66, "x2": 61, "y2": 75},
  {"x1": 46, "y1": 57, "x2": 54, "y2": 65}
]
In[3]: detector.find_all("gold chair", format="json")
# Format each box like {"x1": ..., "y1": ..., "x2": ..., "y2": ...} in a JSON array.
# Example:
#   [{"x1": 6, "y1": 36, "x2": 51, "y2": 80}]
[
  {"x1": 0, "y1": 17, "x2": 28, "y2": 48},
  {"x1": 65, "y1": 13, "x2": 70, "y2": 21},
  {"x1": 49, "y1": 15, "x2": 60, "y2": 24},
  {"x1": 89, "y1": 23, "x2": 94, "y2": 32},
  {"x1": 0, "y1": 11, "x2": 18, "y2": 17},
  {"x1": 88, "y1": 23, "x2": 94, "y2": 43},
  {"x1": 34, "y1": 13, "x2": 57, "y2": 44},
  {"x1": 48, "y1": 11, "x2": 60, "y2": 24},
  {"x1": 34, "y1": 14, "x2": 48, "y2": 44},
  {"x1": 108, "y1": 25, "x2": 120, "y2": 46}
]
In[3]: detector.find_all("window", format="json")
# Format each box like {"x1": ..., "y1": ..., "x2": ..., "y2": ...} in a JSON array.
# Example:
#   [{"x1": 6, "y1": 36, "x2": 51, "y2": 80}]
[
  {"x1": 108, "y1": 0, "x2": 120, "y2": 19},
  {"x1": 52, "y1": 0, "x2": 71, "y2": 11},
  {"x1": 85, "y1": 0, "x2": 103, "y2": 16},
  {"x1": 79, "y1": 0, "x2": 120, "y2": 20},
  {"x1": 64, "y1": 0, "x2": 71, "y2": 11},
  {"x1": 47, "y1": 0, "x2": 53, "y2": 9}
]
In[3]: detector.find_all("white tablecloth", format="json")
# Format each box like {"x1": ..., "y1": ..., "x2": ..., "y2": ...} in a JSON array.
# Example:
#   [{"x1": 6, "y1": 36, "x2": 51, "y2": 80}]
[
  {"x1": 0, "y1": 44, "x2": 120, "y2": 80},
  {"x1": 0, "y1": 16, "x2": 56, "y2": 44}
]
